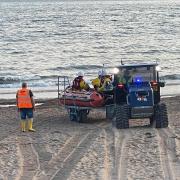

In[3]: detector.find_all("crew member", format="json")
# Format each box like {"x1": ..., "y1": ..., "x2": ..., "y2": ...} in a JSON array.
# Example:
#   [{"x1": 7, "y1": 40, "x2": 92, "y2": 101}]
[
  {"x1": 91, "y1": 70, "x2": 102, "y2": 91},
  {"x1": 92, "y1": 70, "x2": 112, "y2": 92},
  {"x1": 16, "y1": 82, "x2": 35, "y2": 132},
  {"x1": 72, "y1": 71, "x2": 89, "y2": 91}
]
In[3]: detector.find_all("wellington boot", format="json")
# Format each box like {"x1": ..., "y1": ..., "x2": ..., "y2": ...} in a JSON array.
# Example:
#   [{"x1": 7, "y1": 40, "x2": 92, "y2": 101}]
[
  {"x1": 21, "y1": 121, "x2": 26, "y2": 132},
  {"x1": 28, "y1": 119, "x2": 36, "y2": 132}
]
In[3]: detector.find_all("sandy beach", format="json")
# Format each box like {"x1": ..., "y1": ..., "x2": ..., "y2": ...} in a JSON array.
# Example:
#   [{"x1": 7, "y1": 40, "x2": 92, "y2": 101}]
[{"x1": 0, "y1": 96, "x2": 180, "y2": 180}]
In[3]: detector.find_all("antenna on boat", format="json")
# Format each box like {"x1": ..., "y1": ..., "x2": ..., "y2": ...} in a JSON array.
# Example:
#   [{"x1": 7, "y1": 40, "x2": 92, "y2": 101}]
[
  {"x1": 102, "y1": 63, "x2": 105, "y2": 71},
  {"x1": 121, "y1": 59, "x2": 124, "y2": 65},
  {"x1": 156, "y1": 58, "x2": 159, "y2": 65}
]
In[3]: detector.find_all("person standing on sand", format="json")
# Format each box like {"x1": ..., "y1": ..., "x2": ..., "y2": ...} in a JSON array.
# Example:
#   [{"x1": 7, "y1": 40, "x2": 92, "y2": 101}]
[{"x1": 16, "y1": 82, "x2": 35, "y2": 132}]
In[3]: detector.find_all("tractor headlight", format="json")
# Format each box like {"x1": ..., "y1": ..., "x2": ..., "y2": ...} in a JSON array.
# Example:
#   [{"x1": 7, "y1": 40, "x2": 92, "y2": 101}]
[
  {"x1": 156, "y1": 65, "x2": 161, "y2": 71},
  {"x1": 113, "y1": 67, "x2": 119, "y2": 74}
]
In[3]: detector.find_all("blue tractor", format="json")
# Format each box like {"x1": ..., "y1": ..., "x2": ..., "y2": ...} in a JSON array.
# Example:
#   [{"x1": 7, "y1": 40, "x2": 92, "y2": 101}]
[{"x1": 112, "y1": 63, "x2": 168, "y2": 129}]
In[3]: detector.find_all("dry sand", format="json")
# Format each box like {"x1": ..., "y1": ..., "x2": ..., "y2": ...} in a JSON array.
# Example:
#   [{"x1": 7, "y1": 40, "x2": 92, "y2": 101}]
[{"x1": 0, "y1": 97, "x2": 180, "y2": 180}]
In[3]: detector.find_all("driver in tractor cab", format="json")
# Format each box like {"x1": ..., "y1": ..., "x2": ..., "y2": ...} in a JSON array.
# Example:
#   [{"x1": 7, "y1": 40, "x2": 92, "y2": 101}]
[
  {"x1": 72, "y1": 71, "x2": 90, "y2": 91},
  {"x1": 91, "y1": 70, "x2": 112, "y2": 93},
  {"x1": 118, "y1": 69, "x2": 133, "y2": 85}
]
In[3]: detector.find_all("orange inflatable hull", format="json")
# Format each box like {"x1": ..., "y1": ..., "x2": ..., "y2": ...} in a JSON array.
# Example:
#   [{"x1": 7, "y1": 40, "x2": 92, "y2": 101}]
[{"x1": 60, "y1": 89, "x2": 104, "y2": 107}]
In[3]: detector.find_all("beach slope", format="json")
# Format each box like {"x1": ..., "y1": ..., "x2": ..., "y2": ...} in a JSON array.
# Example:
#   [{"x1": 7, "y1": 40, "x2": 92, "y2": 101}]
[{"x1": 0, "y1": 97, "x2": 180, "y2": 179}]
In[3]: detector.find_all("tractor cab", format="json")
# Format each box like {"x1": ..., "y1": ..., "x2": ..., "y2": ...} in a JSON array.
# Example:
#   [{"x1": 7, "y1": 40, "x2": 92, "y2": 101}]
[{"x1": 114, "y1": 63, "x2": 159, "y2": 83}]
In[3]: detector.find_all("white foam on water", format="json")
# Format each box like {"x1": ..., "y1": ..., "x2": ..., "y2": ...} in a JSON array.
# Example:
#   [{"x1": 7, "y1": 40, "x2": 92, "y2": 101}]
[
  {"x1": 0, "y1": 84, "x2": 179, "y2": 101},
  {"x1": 0, "y1": 86, "x2": 59, "y2": 100}
]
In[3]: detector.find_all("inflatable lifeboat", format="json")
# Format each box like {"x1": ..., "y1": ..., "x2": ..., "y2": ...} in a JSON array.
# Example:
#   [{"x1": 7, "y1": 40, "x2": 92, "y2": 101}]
[{"x1": 59, "y1": 88, "x2": 105, "y2": 107}]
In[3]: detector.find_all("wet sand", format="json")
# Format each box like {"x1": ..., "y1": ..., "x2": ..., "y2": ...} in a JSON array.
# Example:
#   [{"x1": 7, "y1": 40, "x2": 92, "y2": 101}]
[{"x1": 0, "y1": 96, "x2": 180, "y2": 180}]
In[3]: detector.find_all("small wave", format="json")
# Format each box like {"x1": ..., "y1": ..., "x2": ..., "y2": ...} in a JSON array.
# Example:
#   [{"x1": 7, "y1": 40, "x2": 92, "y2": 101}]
[
  {"x1": 30, "y1": 30, "x2": 46, "y2": 33},
  {"x1": 111, "y1": 19, "x2": 118, "y2": 22},
  {"x1": 78, "y1": 55, "x2": 97, "y2": 58},
  {"x1": 0, "y1": 77, "x2": 20, "y2": 84},
  {"x1": 53, "y1": 32, "x2": 69, "y2": 36},
  {"x1": 39, "y1": 75, "x2": 57, "y2": 79},
  {"x1": 31, "y1": 19, "x2": 52, "y2": 23},
  {"x1": 162, "y1": 74, "x2": 180, "y2": 80},
  {"x1": 10, "y1": 51, "x2": 25, "y2": 54},
  {"x1": 49, "y1": 64, "x2": 104, "y2": 71},
  {"x1": 92, "y1": 45, "x2": 113, "y2": 49},
  {"x1": 0, "y1": 75, "x2": 42, "y2": 84},
  {"x1": 49, "y1": 66, "x2": 69, "y2": 71},
  {"x1": 0, "y1": 78, "x2": 52, "y2": 88},
  {"x1": 74, "y1": 64, "x2": 104, "y2": 70},
  {"x1": 4, "y1": 38, "x2": 26, "y2": 43},
  {"x1": 74, "y1": 25, "x2": 86, "y2": 28},
  {"x1": 142, "y1": 50, "x2": 161, "y2": 54}
]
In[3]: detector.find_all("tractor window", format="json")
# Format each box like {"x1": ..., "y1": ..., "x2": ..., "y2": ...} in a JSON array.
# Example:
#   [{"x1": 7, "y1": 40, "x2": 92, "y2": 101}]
[
  {"x1": 132, "y1": 66, "x2": 155, "y2": 82},
  {"x1": 120, "y1": 66, "x2": 156, "y2": 83}
]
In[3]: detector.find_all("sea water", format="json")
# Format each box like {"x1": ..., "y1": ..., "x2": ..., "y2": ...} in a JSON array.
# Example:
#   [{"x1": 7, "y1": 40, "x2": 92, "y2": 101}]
[{"x1": 0, "y1": 0, "x2": 180, "y2": 99}]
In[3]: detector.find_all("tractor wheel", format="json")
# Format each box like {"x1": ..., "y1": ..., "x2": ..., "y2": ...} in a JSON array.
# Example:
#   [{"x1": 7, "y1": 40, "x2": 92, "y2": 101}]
[
  {"x1": 154, "y1": 103, "x2": 168, "y2": 128},
  {"x1": 77, "y1": 110, "x2": 88, "y2": 123},
  {"x1": 113, "y1": 104, "x2": 129, "y2": 129}
]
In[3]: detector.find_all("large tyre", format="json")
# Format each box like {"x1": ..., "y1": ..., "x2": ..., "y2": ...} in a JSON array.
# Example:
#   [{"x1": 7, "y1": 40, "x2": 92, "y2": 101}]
[
  {"x1": 77, "y1": 110, "x2": 88, "y2": 123},
  {"x1": 113, "y1": 104, "x2": 129, "y2": 129},
  {"x1": 154, "y1": 103, "x2": 168, "y2": 128}
]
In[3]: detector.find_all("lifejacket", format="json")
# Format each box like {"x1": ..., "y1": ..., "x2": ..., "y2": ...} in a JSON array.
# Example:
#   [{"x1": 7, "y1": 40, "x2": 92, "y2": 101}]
[
  {"x1": 92, "y1": 77, "x2": 111, "y2": 92},
  {"x1": 17, "y1": 88, "x2": 33, "y2": 108},
  {"x1": 105, "y1": 75, "x2": 112, "y2": 81},
  {"x1": 98, "y1": 77, "x2": 111, "y2": 92},
  {"x1": 72, "y1": 77, "x2": 85, "y2": 90},
  {"x1": 100, "y1": 77, "x2": 107, "y2": 87},
  {"x1": 91, "y1": 77, "x2": 101, "y2": 89}
]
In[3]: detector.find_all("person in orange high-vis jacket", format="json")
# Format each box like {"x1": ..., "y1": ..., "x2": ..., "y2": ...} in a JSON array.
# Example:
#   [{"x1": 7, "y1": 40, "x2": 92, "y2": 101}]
[{"x1": 16, "y1": 82, "x2": 35, "y2": 132}]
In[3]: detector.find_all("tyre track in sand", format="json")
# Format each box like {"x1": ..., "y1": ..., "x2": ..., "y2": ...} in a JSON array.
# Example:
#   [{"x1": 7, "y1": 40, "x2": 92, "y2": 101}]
[
  {"x1": 95, "y1": 121, "x2": 110, "y2": 129},
  {"x1": 102, "y1": 129, "x2": 111, "y2": 180},
  {"x1": 156, "y1": 127, "x2": 180, "y2": 180},
  {"x1": 31, "y1": 109, "x2": 111, "y2": 180},
  {"x1": 101, "y1": 127, "x2": 115, "y2": 180},
  {"x1": 66, "y1": 124, "x2": 115, "y2": 180},
  {"x1": 17, "y1": 135, "x2": 40, "y2": 180},
  {"x1": 33, "y1": 129, "x2": 101, "y2": 180},
  {"x1": 169, "y1": 127, "x2": 180, "y2": 159},
  {"x1": 112, "y1": 128, "x2": 132, "y2": 180},
  {"x1": 92, "y1": 120, "x2": 112, "y2": 179},
  {"x1": 91, "y1": 118, "x2": 116, "y2": 179}
]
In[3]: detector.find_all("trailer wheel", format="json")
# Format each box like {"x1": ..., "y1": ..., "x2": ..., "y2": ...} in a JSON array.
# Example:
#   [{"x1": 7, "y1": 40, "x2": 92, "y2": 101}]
[
  {"x1": 106, "y1": 104, "x2": 115, "y2": 120},
  {"x1": 113, "y1": 104, "x2": 129, "y2": 129},
  {"x1": 149, "y1": 117, "x2": 154, "y2": 127},
  {"x1": 77, "y1": 110, "x2": 88, "y2": 123},
  {"x1": 69, "y1": 108, "x2": 78, "y2": 121},
  {"x1": 154, "y1": 103, "x2": 168, "y2": 128}
]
